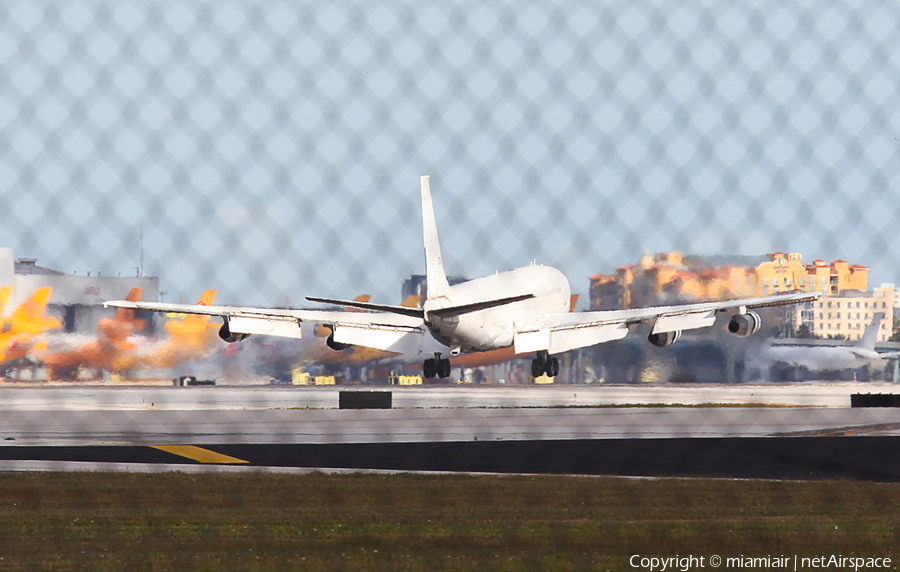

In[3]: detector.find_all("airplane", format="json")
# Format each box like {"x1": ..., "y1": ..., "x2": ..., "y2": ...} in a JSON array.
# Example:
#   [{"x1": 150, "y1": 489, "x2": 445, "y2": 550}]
[
  {"x1": 449, "y1": 294, "x2": 580, "y2": 370},
  {"x1": 759, "y1": 313, "x2": 898, "y2": 371},
  {"x1": 316, "y1": 294, "x2": 423, "y2": 367},
  {"x1": 313, "y1": 294, "x2": 372, "y2": 343},
  {"x1": 247, "y1": 294, "x2": 421, "y2": 382},
  {"x1": 106, "y1": 175, "x2": 820, "y2": 379}
]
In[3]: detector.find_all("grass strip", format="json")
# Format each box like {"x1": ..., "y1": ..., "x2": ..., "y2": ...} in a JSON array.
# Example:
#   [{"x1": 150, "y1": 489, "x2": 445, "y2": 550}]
[{"x1": 0, "y1": 472, "x2": 895, "y2": 570}]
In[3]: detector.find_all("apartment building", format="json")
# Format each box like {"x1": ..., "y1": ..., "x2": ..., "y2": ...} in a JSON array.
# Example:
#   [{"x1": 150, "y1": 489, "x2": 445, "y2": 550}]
[{"x1": 798, "y1": 286, "x2": 894, "y2": 342}]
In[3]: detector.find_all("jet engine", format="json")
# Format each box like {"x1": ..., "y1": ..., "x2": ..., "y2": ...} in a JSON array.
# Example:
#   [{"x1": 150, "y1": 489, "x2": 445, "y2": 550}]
[
  {"x1": 728, "y1": 310, "x2": 761, "y2": 337},
  {"x1": 326, "y1": 333, "x2": 351, "y2": 351},
  {"x1": 218, "y1": 322, "x2": 250, "y2": 343},
  {"x1": 648, "y1": 330, "x2": 681, "y2": 347}
]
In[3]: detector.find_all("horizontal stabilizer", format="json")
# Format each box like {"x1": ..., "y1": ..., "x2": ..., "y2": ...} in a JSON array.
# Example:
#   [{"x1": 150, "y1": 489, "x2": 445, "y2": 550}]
[
  {"x1": 427, "y1": 294, "x2": 536, "y2": 318},
  {"x1": 307, "y1": 297, "x2": 425, "y2": 318}
]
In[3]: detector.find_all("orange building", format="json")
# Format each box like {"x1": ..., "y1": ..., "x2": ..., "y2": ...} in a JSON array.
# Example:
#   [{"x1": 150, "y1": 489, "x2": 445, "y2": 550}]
[
  {"x1": 590, "y1": 266, "x2": 631, "y2": 310},
  {"x1": 590, "y1": 252, "x2": 870, "y2": 310}
]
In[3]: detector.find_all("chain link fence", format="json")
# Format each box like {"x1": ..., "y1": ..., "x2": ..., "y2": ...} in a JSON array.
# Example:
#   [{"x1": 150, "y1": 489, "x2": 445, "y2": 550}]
[
  {"x1": 0, "y1": 8, "x2": 899, "y2": 565},
  {"x1": 1, "y1": 0, "x2": 897, "y2": 307}
]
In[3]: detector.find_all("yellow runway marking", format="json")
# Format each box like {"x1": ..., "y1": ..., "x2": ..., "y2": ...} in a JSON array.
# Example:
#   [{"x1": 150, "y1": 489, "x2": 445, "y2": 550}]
[{"x1": 151, "y1": 445, "x2": 249, "y2": 464}]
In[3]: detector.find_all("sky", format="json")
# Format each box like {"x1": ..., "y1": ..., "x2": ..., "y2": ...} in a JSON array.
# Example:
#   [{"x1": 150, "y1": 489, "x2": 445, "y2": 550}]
[{"x1": 0, "y1": 0, "x2": 898, "y2": 306}]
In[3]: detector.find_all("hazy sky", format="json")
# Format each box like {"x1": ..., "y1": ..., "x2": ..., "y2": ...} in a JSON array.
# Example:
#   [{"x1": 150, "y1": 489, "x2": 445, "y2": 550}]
[{"x1": 1, "y1": 0, "x2": 898, "y2": 306}]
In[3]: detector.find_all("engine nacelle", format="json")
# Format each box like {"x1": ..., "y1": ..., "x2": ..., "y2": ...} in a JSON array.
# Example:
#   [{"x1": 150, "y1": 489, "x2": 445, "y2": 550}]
[
  {"x1": 648, "y1": 330, "x2": 681, "y2": 347},
  {"x1": 218, "y1": 322, "x2": 250, "y2": 343},
  {"x1": 326, "y1": 333, "x2": 351, "y2": 351},
  {"x1": 728, "y1": 310, "x2": 761, "y2": 337}
]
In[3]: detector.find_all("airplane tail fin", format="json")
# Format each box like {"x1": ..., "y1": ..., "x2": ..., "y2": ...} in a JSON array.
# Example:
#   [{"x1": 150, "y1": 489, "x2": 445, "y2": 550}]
[
  {"x1": 121, "y1": 287, "x2": 147, "y2": 330},
  {"x1": 420, "y1": 175, "x2": 450, "y2": 300},
  {"x1": 195, "y1": 289, "x2": 217, "y2": 306},
  {"x1": 183, "y1": 290, "x2": 217, "y2": 324},
  {"x1": 114, "y1": 287, "x2": 142, "y2": 321},
  {"x1": 400, "y1": 294, "x2": 421, "y2": 309},
  {"x1": 12, "y1": 287, "x2": 52, "y2": 320},
  {"x1": 10, "y1": 287, "x2": 60, "y2": 333},
  {"x1": 856, "y1": 313, "x2": 885, "y2": 352},
  {"x1": 345, "y1": 294, "x2": 371, "y2": 313}
]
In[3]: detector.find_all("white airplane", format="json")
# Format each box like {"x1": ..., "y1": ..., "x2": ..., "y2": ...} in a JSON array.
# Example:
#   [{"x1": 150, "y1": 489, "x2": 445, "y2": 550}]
[
  {"x1": 761, "y1": 313, "x2": 898, "y2": 371},
  {"x1": 106, "y1": 176, "x2": 820, "y2": 379}
]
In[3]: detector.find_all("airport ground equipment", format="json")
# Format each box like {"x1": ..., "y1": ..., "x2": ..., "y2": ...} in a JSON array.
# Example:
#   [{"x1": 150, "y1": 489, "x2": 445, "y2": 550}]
[
  {"x1": 389, "y1": 375, "x2": 422, "y2": 385},
  {"x1": 173, "y1": 376, "x2": 215, "y2": 386}
]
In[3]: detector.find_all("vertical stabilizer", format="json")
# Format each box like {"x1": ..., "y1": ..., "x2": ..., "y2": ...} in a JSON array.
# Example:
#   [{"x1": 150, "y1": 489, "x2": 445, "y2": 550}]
[
  {"x1": 856, "y1": 312, "x2": 885, "y2": 352},
  {"x1": 184, "y1": 290, "x2": 217, "y2": 324},
  {"x1": 420, "y1": 175, "x2": 450, "y2": 300}
]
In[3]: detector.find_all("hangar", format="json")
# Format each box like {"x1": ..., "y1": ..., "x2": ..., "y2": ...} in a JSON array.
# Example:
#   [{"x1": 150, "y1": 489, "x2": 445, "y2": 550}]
[{"x1": 0, "y1": 247, "x2": 159, "y2": 334}]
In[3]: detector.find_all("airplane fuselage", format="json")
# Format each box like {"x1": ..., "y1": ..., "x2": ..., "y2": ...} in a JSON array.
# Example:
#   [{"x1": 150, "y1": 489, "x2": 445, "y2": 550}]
[
  {"x1": 762, "y1": 345, "x2": 882, "y2": 371},
  {"x1": 423, "y1": 265, "x2": 570, "y2": 352}
]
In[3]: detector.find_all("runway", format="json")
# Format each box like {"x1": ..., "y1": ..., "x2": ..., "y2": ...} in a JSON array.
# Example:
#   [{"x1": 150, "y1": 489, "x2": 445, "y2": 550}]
[
  {"x1": 0, "y1": 383, "x2": 898, "y2": 480},
  {"x1": 4, "y1": 405, "x2": 900, "y2": 447},
  {"x1": 0, "y1": 380, "x2": 884, "y2": 410}
]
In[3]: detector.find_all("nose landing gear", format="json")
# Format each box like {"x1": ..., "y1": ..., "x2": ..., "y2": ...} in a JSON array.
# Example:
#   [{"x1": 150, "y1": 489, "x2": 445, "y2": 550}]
[{"x1": 531, "y1": 351, "x2": 559, "y2": 378}]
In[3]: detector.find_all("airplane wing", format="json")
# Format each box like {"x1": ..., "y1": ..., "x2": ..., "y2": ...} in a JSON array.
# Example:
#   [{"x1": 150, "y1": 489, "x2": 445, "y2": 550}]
[
  {"x1": 102, "y1": 300, "x2": 443, "y2": 354},
  {"x1": 513, "y1": 291, "x2": 821, "y2": 355}
]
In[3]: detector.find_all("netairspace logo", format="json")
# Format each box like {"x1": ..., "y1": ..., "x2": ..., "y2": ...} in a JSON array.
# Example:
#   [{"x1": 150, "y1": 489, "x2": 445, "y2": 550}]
[
  {"x1": 795, "y1": 556, "x2": 891, "y2": 571},
  {"x1": 630, "y1": 554, "x2": 892, "y2": 571}
]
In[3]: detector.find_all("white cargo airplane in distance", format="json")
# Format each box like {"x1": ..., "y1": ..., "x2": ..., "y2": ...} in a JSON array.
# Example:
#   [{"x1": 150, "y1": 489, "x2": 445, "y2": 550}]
[
  {"x1": 106, "y1": 176, "x2": 820, "y2": 379},
  {"x1": 762, "y1": 313, "x2": 899, "y2": 371}
]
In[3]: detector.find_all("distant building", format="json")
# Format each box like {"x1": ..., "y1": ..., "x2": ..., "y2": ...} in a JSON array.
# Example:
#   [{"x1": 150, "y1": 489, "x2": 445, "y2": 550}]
[
  {"x1": 799, "y1": 287, "x2": 894, "y2": 342},
  {"x1": 590, "y1": 267, "x2": 631, "y2": 310},
  {"x1": 880, "y1": 283, "x2": 900, "y2": 309},
  {"x1": 589, "y1": 251, "x2": 871, "y2": 310},
  {"x1": 0, "y1": 247, "x2": 159, "y2": 333}
]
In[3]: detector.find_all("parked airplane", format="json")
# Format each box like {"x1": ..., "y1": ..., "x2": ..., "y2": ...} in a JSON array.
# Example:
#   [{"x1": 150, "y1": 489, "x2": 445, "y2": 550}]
[
  {"x1": 106, "y1": 176, "x2": 820, "y2": 379},
  {"x1": 760, "y1": 313, "x2": 897, "y2": 371}
]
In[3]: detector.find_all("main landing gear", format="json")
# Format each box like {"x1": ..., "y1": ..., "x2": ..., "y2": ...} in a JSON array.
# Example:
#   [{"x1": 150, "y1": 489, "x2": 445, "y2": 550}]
[
  {"x1": 424, "y1": 354, "x2": 451, "y2": 379},
  {"x1": 531, "y1": 351, "x2": 560, "y2": 378}
]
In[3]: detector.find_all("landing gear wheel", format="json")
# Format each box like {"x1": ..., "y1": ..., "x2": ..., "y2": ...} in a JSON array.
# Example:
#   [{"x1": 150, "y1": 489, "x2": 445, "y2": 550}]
[
  {"x1": 544, "y1": 357, "x2": 560, "y2": 377},
  {"x1": 423, "y1": 358, "x2": 437, "y2": 379},
  {"x1": 531, "y1": 358, "x2": 545, "y2": 378},
  {"x1": 437, "y1": 358, "x2": 451, "y2": 379}
]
